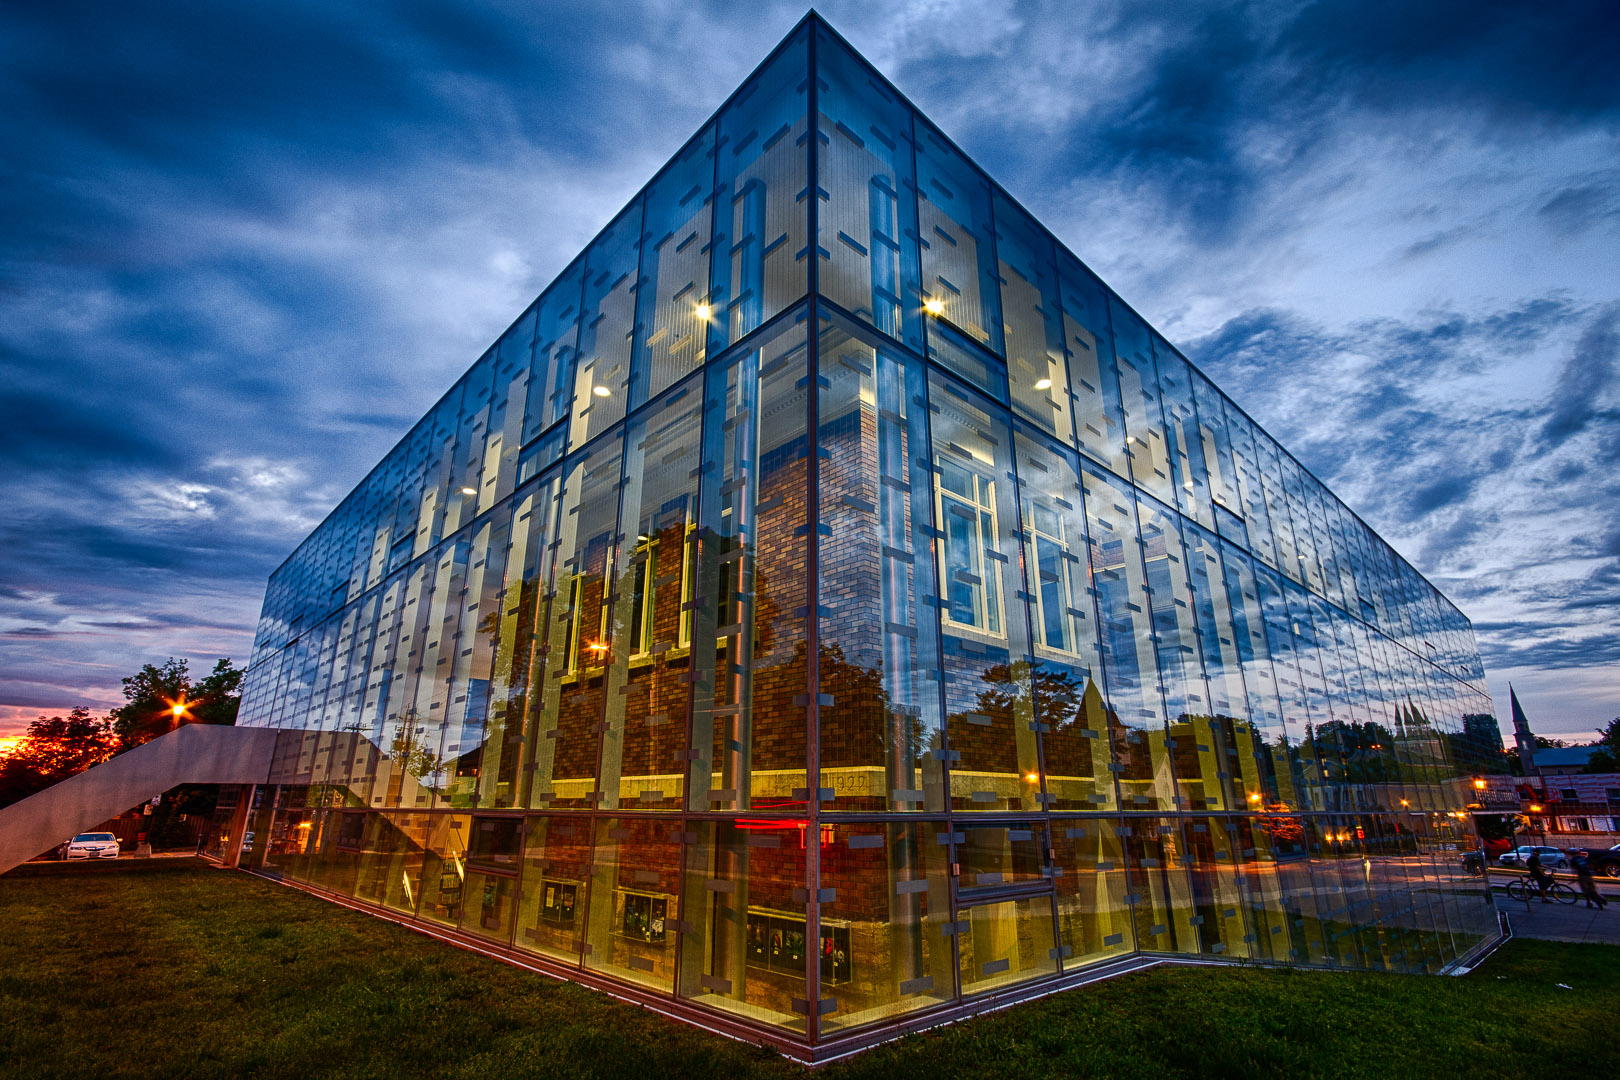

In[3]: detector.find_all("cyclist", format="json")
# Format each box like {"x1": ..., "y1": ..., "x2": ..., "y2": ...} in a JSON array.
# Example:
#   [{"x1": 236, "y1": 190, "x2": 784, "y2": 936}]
[{"x1": 1527, "y1": 850, "x2": 1554, "y2": 903}]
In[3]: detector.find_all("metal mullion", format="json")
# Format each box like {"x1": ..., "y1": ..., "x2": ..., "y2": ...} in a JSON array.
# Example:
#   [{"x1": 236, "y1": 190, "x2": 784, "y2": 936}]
[{"x1": 803, "y1": 20, "x2": 824, "y2": 1043}]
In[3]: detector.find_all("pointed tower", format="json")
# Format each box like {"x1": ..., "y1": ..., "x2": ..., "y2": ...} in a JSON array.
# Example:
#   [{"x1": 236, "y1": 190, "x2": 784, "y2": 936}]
[{"x1": 1509, "y1": 684, "x2": 1538, "y2": 776}]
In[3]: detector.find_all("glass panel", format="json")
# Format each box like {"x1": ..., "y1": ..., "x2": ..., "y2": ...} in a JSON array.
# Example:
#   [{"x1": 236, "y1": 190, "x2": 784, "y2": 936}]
[
  {"x1": 956, "y1": 895, "x2": 1058, "y2": 995},
  {"x1": 956, "y1": 822, "x2": 1048, "y2": 892},
  {"x1": 1050, "y1": 819, "x2": 1135, "y2": 966},
  {"x1": 584, "y1": 817, "x2": 683, "y2": 992},
  {"x1": 417, "y1": 813, "x2": 472, "y2": 927},
  {"x1": 637, "y1": 125, "x2": 717, "y2": 404},
  {"x1": 818, "y1": 822, "x2": 954, "y2": 1032},
  {"x1": 598, "y1": 382, "x2": 704, "y2": 811},
  {"x1": 677, "y1": 820, "x2": 808, "y2": 1033},
  {"x1": 1154, "y1": 339, "x2": 1212, "y2": 528},
  {"x1": 916, "y1": 127, "x2": 1002, "y2": 355},
  {"x1": 1110, "y1": 301, "x2": 1173, "y2": 504},
  {"x1": 927, "y1": 373, "x2": 1040, "y2": 812},
  {"x1": 816, "y1": 316, "x2": 946, "y2": 812},
  {"x1": 995, "y1": 195, "x2": 1071, "y2": 440},
  {"x1": 1057, "y1": 254, "x2": 1128, "y2": 478},
  {"x1": 1081, "y1": 463, "x2": 1175, "y2": 810},
  {"x1": 814, "y1": 26, "x2": 924, "y2": 351},
  {"x1": 689, "y1": 314, "x2": 811, "y2": 810},
  {"x1": 529, "y1": 435, "x2": 625, "y2": 809},
  {"x1": 513, "y1": 816, "x2": 592, "y2": 964},
  {"x1": 1133, "y1": 493, "x2": 1213, "y2": 810},
  {"x1": 1011, "y1": 429, "x2": 1114, "y2": 812},
  {"x1": 525, "y1": 263, "x2": 584, "y2": 443},
  {"x1": 478, "y1": 469, "x2": 563, "y2": 808},
  {"x1": 571, "y1": 204, "x2": 642, "y2": 446},
  {"x1": 710, "y1": 27, "x2": 809, "y2": 349}
]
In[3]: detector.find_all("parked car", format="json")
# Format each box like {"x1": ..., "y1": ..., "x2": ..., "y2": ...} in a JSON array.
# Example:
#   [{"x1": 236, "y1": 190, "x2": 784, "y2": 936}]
[
  {"x1": 64, "y1": 832, "x2": 121, "y2": 860},
  {"x1": 1574, "y1": 844, "x2": 1620, "y2": 879},
  {"x1": 1497, "y1": 845, "x2": 1567, "y2": 869}
]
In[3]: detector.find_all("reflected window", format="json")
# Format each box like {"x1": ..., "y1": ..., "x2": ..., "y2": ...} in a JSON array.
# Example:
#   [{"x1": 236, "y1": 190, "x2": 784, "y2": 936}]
[
  {"x1": 1027, "y1": 498, "x2": 1081, "y2": 657},
  {"x1": 935, "y1": 455, "x2": 1003, "y2": 636},
  {"x1": 560, "y1": 568, "x2": 610, "y2": 675},
  {"x1": 626, "y1": 520, "x2": 700, "y2": 658}
]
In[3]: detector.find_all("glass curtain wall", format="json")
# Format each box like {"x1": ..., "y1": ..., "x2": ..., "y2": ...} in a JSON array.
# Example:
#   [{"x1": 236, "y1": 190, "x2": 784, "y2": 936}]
[{"x1": 238, "y1": 15, "x2": 1499, "y2": 1056}]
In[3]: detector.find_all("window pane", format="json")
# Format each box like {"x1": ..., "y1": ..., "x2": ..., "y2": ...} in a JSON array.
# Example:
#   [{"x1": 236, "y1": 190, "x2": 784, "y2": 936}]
[
  {"x1": 814, "y1": 26, "x2": 923, "y2": 351},
  {"x1": 689, "y1": 314, "x2": 811, "y2": 810},
  {"x1": 927, "y1": 373, "x2": 1039, "y2": 812},
  {"x1": 816, "y1": 316, "x2": 946, "y2": 812}
]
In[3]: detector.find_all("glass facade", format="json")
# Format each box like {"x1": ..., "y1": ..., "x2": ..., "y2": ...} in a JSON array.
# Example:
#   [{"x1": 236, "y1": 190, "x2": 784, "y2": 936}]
[{"x1": 234, "y1": 15, "x2": 1502, "y2": 1060}]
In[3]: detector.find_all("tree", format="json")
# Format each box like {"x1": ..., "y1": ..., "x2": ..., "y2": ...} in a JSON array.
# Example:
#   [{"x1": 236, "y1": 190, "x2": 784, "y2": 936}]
[
  {"x1": 1584, "y1": 718, "x2": 1620, "y2": 773},
  {"x1": 109, "y1": 657, "x2": 244, "y2": 750},
  {"x1": 0, "y1": 707, "x2": 116, "y2": 808}
]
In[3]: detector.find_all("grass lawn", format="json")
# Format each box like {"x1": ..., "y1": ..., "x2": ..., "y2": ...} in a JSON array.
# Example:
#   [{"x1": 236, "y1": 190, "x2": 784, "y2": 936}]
[{"x1": 2, "y1": 861, "x2": 1615, "y2": 1079}]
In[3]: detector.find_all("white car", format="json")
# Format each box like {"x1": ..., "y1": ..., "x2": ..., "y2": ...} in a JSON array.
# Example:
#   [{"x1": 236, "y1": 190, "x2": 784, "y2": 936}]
[
  {"x1": 64, "y1": 832, "x2": 121, "y2": 859},
  {"x1": 1496, "y1": 845, "x2": 1566, "y2": 869}
]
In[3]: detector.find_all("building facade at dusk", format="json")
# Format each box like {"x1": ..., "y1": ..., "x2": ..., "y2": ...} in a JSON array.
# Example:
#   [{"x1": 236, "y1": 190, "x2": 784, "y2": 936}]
[{"x1": 229, "y1": 15, "x2": 1502, "y2": 1060}]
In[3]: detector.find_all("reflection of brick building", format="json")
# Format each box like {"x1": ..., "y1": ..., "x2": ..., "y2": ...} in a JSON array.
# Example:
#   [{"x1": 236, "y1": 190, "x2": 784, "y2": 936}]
[{"x1": 225, "y1": 14, "x2": 1501, "y2": 1062}]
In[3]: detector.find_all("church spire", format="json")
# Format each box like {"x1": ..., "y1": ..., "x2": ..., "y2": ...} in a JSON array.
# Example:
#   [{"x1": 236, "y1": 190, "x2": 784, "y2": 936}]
[{"x1": 1509, "y1": 684, "x2": 1538, "y2": 777}]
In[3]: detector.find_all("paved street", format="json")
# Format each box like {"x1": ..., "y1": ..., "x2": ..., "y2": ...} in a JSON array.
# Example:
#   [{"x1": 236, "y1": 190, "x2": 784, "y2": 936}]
[{"x1": 1494, "y1": 893, "x2": 1620, "y2": 946}]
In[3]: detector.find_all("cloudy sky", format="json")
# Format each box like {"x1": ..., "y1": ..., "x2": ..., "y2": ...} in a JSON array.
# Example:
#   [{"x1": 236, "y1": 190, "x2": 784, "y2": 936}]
[{"x1": 1, "y1": 0, "x2": 1616, "y2": 742}]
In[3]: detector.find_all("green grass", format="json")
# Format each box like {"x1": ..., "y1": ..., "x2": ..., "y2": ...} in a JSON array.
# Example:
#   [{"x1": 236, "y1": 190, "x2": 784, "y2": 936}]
[{"x1": 1, "y1": 862, "x2": 1615, "y2": 1079}]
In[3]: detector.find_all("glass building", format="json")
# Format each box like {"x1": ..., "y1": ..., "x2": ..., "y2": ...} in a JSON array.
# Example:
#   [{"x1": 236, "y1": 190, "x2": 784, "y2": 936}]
[{"x1": 231, "y1": 14, "x2": 1503, "y2": 1061}]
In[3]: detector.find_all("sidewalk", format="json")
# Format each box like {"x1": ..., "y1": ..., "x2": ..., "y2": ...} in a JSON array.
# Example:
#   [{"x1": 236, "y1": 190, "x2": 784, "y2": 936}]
[{"x1": 1495, "y1": 894, "x2": 1620, "y2": 946}]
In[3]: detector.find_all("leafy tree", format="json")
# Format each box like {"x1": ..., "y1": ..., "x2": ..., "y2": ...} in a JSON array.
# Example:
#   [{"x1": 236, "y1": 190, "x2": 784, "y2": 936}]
[
  {"x1": 1584, "y1": 718, "x2": 1620, "y2": 773},
  {"x1": 0, "y1": 707, "x2": 116, "y2": 808},
  {"x1": 110, "y1": 657, "x2": 243, "y2": 750}
]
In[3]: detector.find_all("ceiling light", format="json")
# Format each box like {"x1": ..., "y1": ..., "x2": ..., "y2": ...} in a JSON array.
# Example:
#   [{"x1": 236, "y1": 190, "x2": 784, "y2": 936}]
[
  {"x1": 593, "y1": 386, "x2": 612, "y2": 398},
  {"x1": 460, "y1": 487, "x2": 477, "y2": 496},
  {"x1": 1033, "y1": 377, "x2": 1052, "y2": 391}
]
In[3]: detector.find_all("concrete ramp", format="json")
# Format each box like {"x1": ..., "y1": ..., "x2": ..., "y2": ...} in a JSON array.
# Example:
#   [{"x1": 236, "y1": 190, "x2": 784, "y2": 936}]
[{"x1": 0, "y1": 724, "x2": 277, "y2": 875}]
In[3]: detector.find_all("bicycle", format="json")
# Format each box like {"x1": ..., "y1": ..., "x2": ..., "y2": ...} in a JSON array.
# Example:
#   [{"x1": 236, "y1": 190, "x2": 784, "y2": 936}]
[{"x1": 1505, "y1": 876, "x2": 1577, "y2": 905}]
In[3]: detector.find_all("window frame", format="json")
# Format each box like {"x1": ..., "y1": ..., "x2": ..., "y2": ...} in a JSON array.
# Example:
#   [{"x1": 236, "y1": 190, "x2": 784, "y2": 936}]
[{"x1": 934, "y1": 453, "x2": 1006, "y2": 640}]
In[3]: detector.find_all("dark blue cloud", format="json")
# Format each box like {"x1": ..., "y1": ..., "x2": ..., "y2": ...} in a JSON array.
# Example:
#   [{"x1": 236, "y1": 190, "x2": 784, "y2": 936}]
[
  {"x1": 1278, "y1": 0, "x2": 1620, "y2": 124},
  {"x1": 1540, "y1": 303, "x2": 1619, "y2": 447}
]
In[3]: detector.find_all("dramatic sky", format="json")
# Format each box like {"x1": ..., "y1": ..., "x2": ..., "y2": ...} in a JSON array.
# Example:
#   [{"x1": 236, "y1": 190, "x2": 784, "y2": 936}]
[{"x1": 2, "y1": 1, "x2": 1616, "y2": 743}]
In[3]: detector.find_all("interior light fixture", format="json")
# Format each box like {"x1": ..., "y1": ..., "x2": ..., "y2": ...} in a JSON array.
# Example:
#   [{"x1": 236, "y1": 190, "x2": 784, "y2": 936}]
[
  {"x1": 1033, "y1": 377, "x2": 1052, "y2": 391},
  {"x1": 460, "y1": 487, "x2": 477, "y2": 496},
  {"x1": 593, "y1": 385, "x2": 613, "y2": 398},
  {"x1": 923, "y1": 298, "x2": 945, "y2": 316}
]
